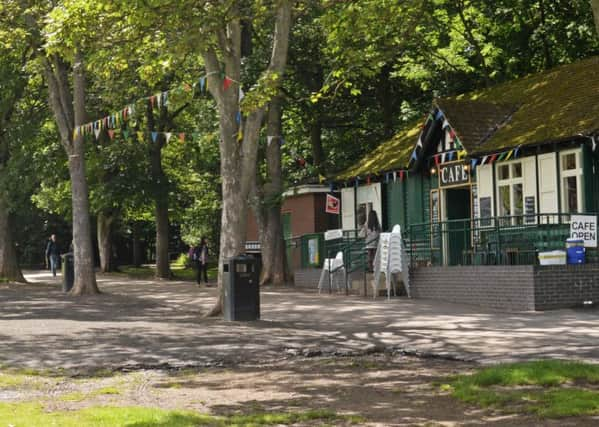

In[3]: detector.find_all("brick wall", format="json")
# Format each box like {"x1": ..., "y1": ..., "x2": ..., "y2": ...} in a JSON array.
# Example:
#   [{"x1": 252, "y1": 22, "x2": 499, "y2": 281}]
[
  {"x1": 410, "y1": 266, "x2": 536, "y2": 311},
  {"x1": 410, "y1": 264, "x2": 599, "y2": 311},
  {"x1": 293, "y1": 268, "x2": 322, "y2": 288},
  {"x1": 534, "y1": 264, "x2": 599, "y2": 310}
]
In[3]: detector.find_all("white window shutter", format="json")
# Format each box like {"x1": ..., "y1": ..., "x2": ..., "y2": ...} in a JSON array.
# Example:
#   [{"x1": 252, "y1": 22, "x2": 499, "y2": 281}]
[
  {"x1": 341, "y1": 187, "x2": 355, "y2": 230},
  {"x1": 538, "y1": 153, "x2": 558, "y2": 215}
]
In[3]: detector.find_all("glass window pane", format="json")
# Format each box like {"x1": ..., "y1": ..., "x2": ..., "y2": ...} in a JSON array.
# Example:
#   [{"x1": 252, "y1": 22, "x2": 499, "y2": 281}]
[
  {"x1": 513, "y1": 183, "x2": 523, "y2": 216},
  {"x1": 498, "y1": 165, "x2": 510, "y2": 180},
  {"x1": 499, "y1": 185, "x2": 510, "y2": 216},
  {"x1": 512, "y1": 163, "x2": 522, "y2": 178},
  {"x1": 564, "y1": 176, "x2": 578, "y2": 212},
  {"x1": 562, "y1": 153, "x2": 577, "y2": 171}
]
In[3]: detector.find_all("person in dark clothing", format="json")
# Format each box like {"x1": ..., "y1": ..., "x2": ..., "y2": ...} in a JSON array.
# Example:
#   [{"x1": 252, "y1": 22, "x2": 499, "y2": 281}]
[
  {"x1": 193, "y1": 237, "x2": 209, "y2": 285},
  {"x1": 45, "y1": 234, "x2": 60, "y2": 277}
]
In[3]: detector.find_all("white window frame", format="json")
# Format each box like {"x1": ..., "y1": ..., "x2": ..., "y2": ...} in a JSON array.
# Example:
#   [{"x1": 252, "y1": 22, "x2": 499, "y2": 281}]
[
  {"x1": 559, "y1": 148, "x2": 584, "y2": 214},
  {"x1": 495, "y1": 159, "x2": 524, "y2": 225}
]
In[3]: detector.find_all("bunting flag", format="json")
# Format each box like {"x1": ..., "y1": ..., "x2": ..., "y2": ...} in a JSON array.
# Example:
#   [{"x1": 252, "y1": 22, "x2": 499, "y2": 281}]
[
  {"x1": 447, "y1": 151, "x2": 454, "y2": 161},
  {"x1": 178, "y1": 133, "x2": 185, "y2": 143},
  {"x1": 164, "y1": 132, "x2": 172, "y2": 142},
  {"x1": 267, "y1": 136, "x2": 274, "y2": 146},
  {"x1": 237, "y1": 128, "x2": 243, "y2": 142},
  {"x1": 94, "y1": 128, "x2": 101, "y2": 140},
  {"x1": 434, "y1": 154, "x2": 440, "y2": 166},
  {"x1": 137, "y1": 131, "x2": 144, "y2": 142},
  {"x1": 239, "y1": 87, "x2": 245, "y2": 101},
  {"x1": 319, "y1": 174, "x2": 326, "y2": 184},
  {"x1": 481, "y1": 155, "x2": 488, "y2": 165},
  {"x1": 489, "y1": 154, "x2": 498, "y2": 164},
  {"x1": 504, "y1": 150, "x2": 513, "y2": 161},
  {"x1": 108, "y1": 130, "x2": 115, "y2": 140},
  {"x1": 442, "y1": 119, "x2": 450, "y2": 130},
  {"x1": 151, "y1": 131, "x2": 158, "y2": 142},
  {"x1": 471, "y1": 158, "x2": 478, "y2": 170},
  {"x1": 400, "y1": 170, "x2": 405, "y2": 181},
  {"x1": 123, "y1": 129, "x2": 129, "y2": 140},
  {"x1": 513, "y1": 146, "x2": 520, "y2": 158},
  {"x1": 393, "y1": 171, "x2": 397, "y2": 182},
  {"x1": 366, "y1": 175, "x2": 371, "y2": 185},
  {"x1": 457, "y1": 150, "x2": 466, "y2": 160},
  {"x1": 592, "y1": 136, "x2": 597, "y2": 152},
  {"x1": 416, "y1": 136, "x2": 423, "y2": 148},
  {"x1": 435, "y1": 109, "x2": 444, "y2": 120},
  {"x1": 199, "y1": 76, "x2": 206, "y2": 92},
  {"x1": 497, "y1": 152, "x2": 506, "y2": 161},
  {"x1": 411, "y1": 150, "x2": 418, "y2": 161},
  {"x1": 354, "y1": 178, "x2": 359, "y2": 189},
  {"x1": 329, "y1": 182, "x2": 335, "y2": 192},
  {"x1": 236, "y1": 111, "x2": 242, "y2": 125}
]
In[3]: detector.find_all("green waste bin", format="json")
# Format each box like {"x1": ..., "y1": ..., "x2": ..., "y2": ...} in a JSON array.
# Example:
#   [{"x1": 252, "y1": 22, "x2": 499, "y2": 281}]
[{"x1": 62, "y1": 253, "x2": 74, "y2": 292}]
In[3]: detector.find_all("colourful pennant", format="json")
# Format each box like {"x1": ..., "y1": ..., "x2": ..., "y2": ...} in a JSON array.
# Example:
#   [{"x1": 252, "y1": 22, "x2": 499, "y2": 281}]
[
  {"x1": 223, "y1": 77, "x2": 233, "y2": 91},
  {"x1": 108, "y1": 130, "x2": 115, "y2": 140},
  {"x1": 178, "y1": 133, "x2": 185, "y2": 143}
]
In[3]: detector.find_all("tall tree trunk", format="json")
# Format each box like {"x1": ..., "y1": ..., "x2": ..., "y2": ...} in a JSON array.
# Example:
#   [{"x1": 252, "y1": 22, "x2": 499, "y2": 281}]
[
  {"x1": 310, "y1": 117, "x2": 324, "y2": 170},
  {"x1": 44, "y1": 52, "x2": 98, "y2": 295},
  {"x1": 132, "y1": 222, "x2": 142, "y2": 267},
  {"x1": 146, "y1": 103, "x2": 171, "y2": 279},
  {"x1": 538, "y1": 0, "x2": 553, "y2": 68},
  {"x1": 255, "y1": 98, "x2": 288, "y2": 286},
  {"x1": 203, "y1": 0, "x2": 292, "y2": 316},
  {"x1": 0, "y1": 198, "x2": 25, "y2": 282},
  {"x1": 592, "y1": 0, "x2": 599, "y2": 36},
  {"x1": 97, "y1": 210, "x2": 115, "y2": 273}
]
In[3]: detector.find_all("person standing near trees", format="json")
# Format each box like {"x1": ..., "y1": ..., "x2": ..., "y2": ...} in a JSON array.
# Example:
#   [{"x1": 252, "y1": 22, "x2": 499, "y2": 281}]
[
  {"x1": 193, "y1": 237, "x2": 209, "y2": 286},
  {"x1": 45, "y1": 234, "x2": 60, "y2": 277}
]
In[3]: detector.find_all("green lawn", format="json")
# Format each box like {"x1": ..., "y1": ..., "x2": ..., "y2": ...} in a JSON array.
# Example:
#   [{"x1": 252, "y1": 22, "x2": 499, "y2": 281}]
[
  {"x1": 444, "y1": 360, "x2": 599, "y2": 418},
  {"x1": 114, "y1": 256, "x2": 217, "y2": 282},
  {"x1": 0, "y1": 403, "x2": 359, "y2": 427}
]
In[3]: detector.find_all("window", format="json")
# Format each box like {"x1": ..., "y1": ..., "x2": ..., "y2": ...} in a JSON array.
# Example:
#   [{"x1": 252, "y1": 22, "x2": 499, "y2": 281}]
[
  {"x1": 496, "y1": 160, "x2": 524, "y2": 225},
  {"x1": 559, "y1": 150, "x2": 583, "y2": 213}
]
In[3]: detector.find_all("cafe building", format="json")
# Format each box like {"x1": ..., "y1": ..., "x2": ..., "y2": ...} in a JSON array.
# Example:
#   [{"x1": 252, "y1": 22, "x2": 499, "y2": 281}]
[{"x1": 337, "y1": 56, "x2": 599, "y2": 310}]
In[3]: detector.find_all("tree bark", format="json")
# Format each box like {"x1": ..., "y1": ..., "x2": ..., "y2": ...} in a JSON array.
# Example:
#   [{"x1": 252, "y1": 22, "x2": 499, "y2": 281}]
[
  {"x1": 146, "y1": 103, "x2": 171, "y2": 279},
  {"x1": 592, "y1": 0, "x2": 599, "y2": 36},
  {"x1": 97, "y1": 210, "x2": 115, "y2": 273},
  {"x1": 254, "y1": 98, "x2": 288, "y2": 286},
  {"x1": 0, "y1": 197, "x2": 25, "y2": 282},
  {"x1": 204, "y1": 0, "x2": 292, "y2": 316},
  {"x1": 132, "y1": 222, "x2": 143, "y2": 267},
  {"x1": 44, "y1": 51, "x2": 98, "y2": 295}
]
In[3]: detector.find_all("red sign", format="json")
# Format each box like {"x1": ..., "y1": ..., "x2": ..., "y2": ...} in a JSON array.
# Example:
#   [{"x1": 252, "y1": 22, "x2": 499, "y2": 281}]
[{"x1": 325, "y1": 194, "x2": 340, "y2": 214}]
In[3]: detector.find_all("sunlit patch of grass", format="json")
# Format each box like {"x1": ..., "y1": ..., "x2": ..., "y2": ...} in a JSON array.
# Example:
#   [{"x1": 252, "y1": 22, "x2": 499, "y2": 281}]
[
  {"x1": 0, "y1": 402, "x2": 363, "y2": 426},
  {"x1": 444, "y1": 360, "x2": 599, "y2": 418},
  {"x1": 0, "y1": 373, "x2": 27, "y2": 388}
]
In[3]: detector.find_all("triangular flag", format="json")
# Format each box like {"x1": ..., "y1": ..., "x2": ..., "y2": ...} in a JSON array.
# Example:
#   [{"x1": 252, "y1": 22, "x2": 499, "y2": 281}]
[
  {"x1": 108, "y1": 130, "x2": 115, "y2": 140},
  {"x1": 329, "y1": 182, "x2": 334, "y2": 192},
  {"x1": 123, "y1": 129, "x2": 129, "y2": 140},
  {"x1": 151, "y1": 131, "x2": 158, "y2": 142},
  {"x1": 497, "y1": 152, "x2": 506, "y2": 161},
  {"x1": 183, "y1": 83, "x2": 192, "y2": 92},
  {"x1": 489, "y1": 154, "x2": 498, "y2": 164},
  {"x1": 400, "y1": 170, "x2": 405, "y2": 181},
  {"x1": 393, "y1": 171, "x2": 397, "y2": 182},
  {"x1": 442, "y1": 119, "x2": 450, "y2": 130},
  {"x1": 504, "y1": 150, "x2": 513, "y2": 161},
  {"x1": 178, "y1": 133, "x2": 185, "y2": 142},
  {"x1": 199, "y1": 77, "x2": 206, "y2": 92},
  {"x1": 150, "y1": 96, "x2": 156, "y2": 108},
  {"x1": 156, "y1": 93, "x2": 162, "y2": 108},
  {"x1": 514, "y1": 147, "x2": 520, "y2": 158},
  {"x1": 319, "y1": 174, "x2": 326, "y2": 184},
  {"x1": 237, "y1": 128, "x2": 243, "y2": 142},
  {"x1": 471, "y1": 158, "x2": 478, "y2": 170},
  {"x1": 366, "y1": 175, "x2": 371, "y2": 185},
  {"x1": 435, "y1": 109, "x2": 444, "y2": 120},
  {"x1": 441, "y1": 152, "x2": 446, "y2": 163},
  {"x1": 239, "y1": 87, "x2": 245, "y2": 101},
  {"x1": 162, "y1": 91, "x2": 168, "y2": 106},
  {"x1": 434, "y1": 154, "x2": 440, "y2": 166},
  {"x1": 223, "y1": 76, "x2": 233, "y2": 91},
  {"x1": 128, "y1": 104, "x2": 134, "y2": 116},
  {"x1": 416, "y1": 136, "x2": 423, "y2": 148},
  {"x1": 458, "y1": 150, "x2": 466, "y2": 160},
  {"x1": 267, "y1": 136, "x2": 274, "y2": 146},
  {"x1": 411, "y1": 150, "x2": 418, "y2": 161},
  {"x1": 385, "y1": 172, "x2": 390, "y2": 183},
  {"x1": 164, "y1": 132, "x2": 172, "y2": 142},
  {"x1": 592, "y1": 136, "x2": 597, "y2": 152},
  {"x1": 137, "y1": 132, "x2": 144, "y2": 142},
  {"x1": 481, "y1": 155, "x2": 488, "y2": 165},
  {"x1": 94, "y1": 128, "x2": 101, "y2": 140},
  {"x1": 236, "y1": 111, "x2": 241, "y2": 125}
]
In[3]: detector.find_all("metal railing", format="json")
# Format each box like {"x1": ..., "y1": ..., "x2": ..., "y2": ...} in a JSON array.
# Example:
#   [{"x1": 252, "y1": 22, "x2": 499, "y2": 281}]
[{"x1": 407, "y1": 212, "x2": 598, "y2": 267}]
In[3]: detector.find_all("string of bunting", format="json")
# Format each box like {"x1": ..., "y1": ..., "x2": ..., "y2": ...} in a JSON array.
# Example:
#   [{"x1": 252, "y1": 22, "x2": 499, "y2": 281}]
[{"x1": 73, "y1": 71, "x2": 245, "y2": 142}]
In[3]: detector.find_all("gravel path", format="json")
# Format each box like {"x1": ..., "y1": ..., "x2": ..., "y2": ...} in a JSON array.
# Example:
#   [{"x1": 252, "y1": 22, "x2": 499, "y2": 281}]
[{"x1": 1, "y1": 270, "x2": 598, "y2": 371}]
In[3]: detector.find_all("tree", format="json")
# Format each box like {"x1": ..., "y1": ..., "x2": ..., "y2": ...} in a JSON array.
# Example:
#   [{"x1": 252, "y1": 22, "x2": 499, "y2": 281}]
[{"x1": 592, "y1": 0, "x2": 599, "y2": 35}]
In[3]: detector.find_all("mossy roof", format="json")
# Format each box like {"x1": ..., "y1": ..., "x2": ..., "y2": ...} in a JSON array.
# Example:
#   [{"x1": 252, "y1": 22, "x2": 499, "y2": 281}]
[{"x1": 337, "y1": 56, "x2": 599, "y2": 179}]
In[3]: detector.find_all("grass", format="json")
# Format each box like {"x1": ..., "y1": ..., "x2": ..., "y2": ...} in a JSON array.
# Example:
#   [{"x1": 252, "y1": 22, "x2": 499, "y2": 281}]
[
  {"x1": 444, "y1": 360, "x2": 599, "y2": 418},
  {"x1": 0, "y1": 403, "x2": 361, "y2": 426},
  {"x1": 61, "y1": 387, "x2": 122, "y2": 402},
  {"x1": 115, "y1": 256, "x2": 218, "y2": 282}
]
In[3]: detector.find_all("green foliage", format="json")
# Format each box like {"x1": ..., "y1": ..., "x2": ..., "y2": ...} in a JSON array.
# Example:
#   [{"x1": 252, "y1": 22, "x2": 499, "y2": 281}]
[{"x1": 446, "y1": 360, "x2": 599, "y2": 418}]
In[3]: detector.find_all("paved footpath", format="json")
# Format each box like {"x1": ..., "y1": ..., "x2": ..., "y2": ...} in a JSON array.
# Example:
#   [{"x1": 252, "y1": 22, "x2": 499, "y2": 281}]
[{"x1": 0, "y1": 270, "x2": 598, "y2": 371}]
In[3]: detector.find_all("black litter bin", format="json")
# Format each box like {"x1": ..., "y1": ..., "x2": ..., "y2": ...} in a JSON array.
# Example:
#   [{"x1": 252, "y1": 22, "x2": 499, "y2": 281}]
[
  {"x1": 61, "y1": 253, "x2": 74, "y2": 292},
  {"x1": 223, "y1": 255, "x2": 260, "y2": 321}
]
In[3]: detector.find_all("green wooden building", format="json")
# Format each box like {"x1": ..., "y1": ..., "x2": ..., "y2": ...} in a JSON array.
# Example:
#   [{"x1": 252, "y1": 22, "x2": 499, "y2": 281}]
[{"x1": 337, "y1": 56, "x2": 599, "y2": 267}]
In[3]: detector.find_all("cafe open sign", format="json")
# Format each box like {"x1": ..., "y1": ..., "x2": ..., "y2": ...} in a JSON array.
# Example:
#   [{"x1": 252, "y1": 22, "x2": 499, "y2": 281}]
[
  {"x1": 439, "y1": 162, "x2": 470, "y2": 188},
  {"x1": 570, "y1": 215, "x2": 597, "y2": 248}
]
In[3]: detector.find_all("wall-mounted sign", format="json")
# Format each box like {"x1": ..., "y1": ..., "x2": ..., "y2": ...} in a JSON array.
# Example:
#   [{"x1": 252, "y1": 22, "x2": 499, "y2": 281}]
[
  {"x1": 325, "y1": 193, "x2": 340, "y2": 214},
  {"x1": 324, "y1": 229, "x2": 343, "y2": 241},
  {"x1": 570, "y1": 215, "x2": 597, "y2": 248},
  {"x1": 438, "y1": 161, "x2": 470, "y2": 188}
]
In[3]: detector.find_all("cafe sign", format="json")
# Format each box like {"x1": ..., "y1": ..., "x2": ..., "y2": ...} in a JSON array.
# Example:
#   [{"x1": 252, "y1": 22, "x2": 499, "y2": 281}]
[
  {"x1": 438, "y1": 161, "x2": 470, "y2": 188},
  {"x1": 570, "y1": 215, "x2": 597, "y2": 248}
]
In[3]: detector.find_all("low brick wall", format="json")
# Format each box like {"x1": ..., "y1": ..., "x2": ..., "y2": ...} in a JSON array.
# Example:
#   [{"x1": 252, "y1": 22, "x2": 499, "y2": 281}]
[
  {"x1": 534, "y1": 264, "x2": 599, "y2": 310},
  {"x1": 410, "y1": 264, "x2": 599, "y2": 311},
  {"x1": 410, "y1": 266, "x2": 535, "y2": 311},
  {"x1": 293, "y1": 268, "x2": 321, "y2": 288}
]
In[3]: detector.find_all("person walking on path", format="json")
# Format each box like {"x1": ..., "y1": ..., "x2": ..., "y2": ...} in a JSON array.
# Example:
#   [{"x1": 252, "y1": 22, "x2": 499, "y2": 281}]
[
  {"x1": 45, "y1": 234, "x2": 60, "y2": 277},
  {"x1": 193, "y1": 237, "x2": 209, "y2": 285}
]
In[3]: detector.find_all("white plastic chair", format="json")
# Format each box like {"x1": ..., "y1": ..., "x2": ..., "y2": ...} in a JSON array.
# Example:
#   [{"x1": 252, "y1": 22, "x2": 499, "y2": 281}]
[{"x1": 318, "y1": 251, "x2": 346, "y2": 293}]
